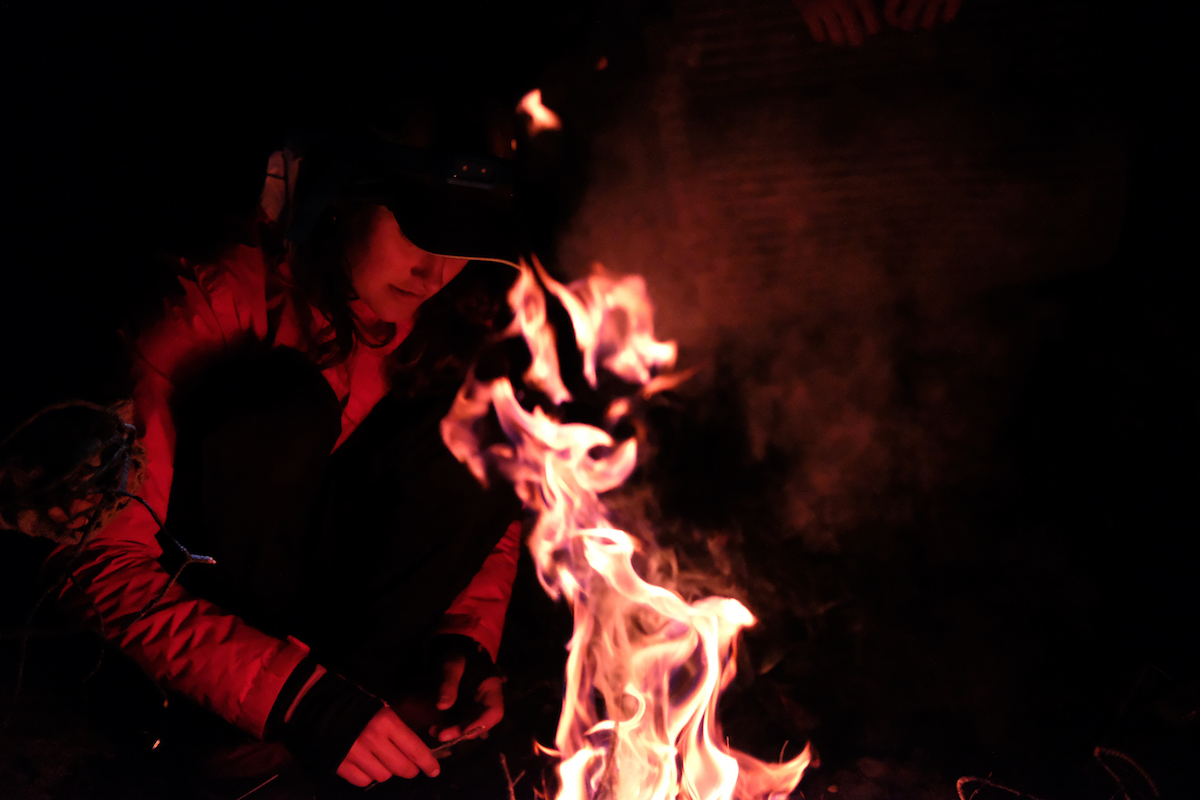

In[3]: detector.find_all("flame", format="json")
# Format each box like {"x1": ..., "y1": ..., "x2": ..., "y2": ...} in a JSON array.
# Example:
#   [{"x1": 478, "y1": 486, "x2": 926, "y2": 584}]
[
  {"x1": 518, "y1": 89, "x2": 563, "y2": 134},
  {"x1": 442, "y1": 262, "x2": 811, "y2": 799}
]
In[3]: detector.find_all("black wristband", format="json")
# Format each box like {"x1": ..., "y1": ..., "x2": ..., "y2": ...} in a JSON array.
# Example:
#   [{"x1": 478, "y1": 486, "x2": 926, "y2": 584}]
[
  {"x1": 281, "y1": 670, "x2": 385, "y2": 776},
  {"x1": 265, "y1": 655, "x2": 320, "y2": 738}
]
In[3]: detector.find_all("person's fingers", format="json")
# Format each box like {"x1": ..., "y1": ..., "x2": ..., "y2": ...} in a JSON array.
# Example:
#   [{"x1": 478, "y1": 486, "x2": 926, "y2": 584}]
[
  {"x1": 834, "y1": 0, "x2": 865, "y2": 46},
  {"x1": 445, "y1": 678, "x2": 505, "y2": 741},
  {"x1": 802, "y1": 6, "x2": 829, "y2": 42},
  {"x1": 337, "y1": 760, "x2": 376, "y2": 788},
  {"x1": 435, "y1": 724, "x2": 463, "y2": 743},
  {"x1": 942, "y1": 0, "x2": 962, "y2": 22},
  {"x1": 465, "y1": 702, "x2": 505, "y2": 735},
  {"x1": 369, "y1": 740, "x2": 419, "y2": 780},
  {"x1": 350, "y1": 749, "x2": 394, "y2": 784},
  {"x1": 899, "y1": 0, "x2": 924, "y2": 30},
  {"x1": 469, "y1": 677, "x2": 505, "y2": 732},
  {"x1": 854, "y1": 0, "x2": 882, "y2": 34},
  {"x1": 437, "y1": 655, "x2": 466, "y2": 711},
  {"x1": 338, "y1": 708, "x2": 439, "y2": 785},
  {"x1": 477, "y1": 676, "x2": 505, "y2": 704},
  {"x1": 883, "y1": 0, "x2": 903, "y2": 26},
  {"x1": 921, "y1": 0, "x2": 943, "y2": 29},
  {"x1": 824, "y1": 12, "x2": 848, "y2": 45},
  {"x1": 381, "y1": 712, "x2": 441, "y2": 777},
  {"x1": 432, "y1": 676, "x2": 505, "y2": 742}
]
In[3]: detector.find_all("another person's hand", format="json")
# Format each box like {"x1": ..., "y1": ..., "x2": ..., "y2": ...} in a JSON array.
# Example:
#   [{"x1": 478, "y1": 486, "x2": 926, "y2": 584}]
[
  {"x1": 431, "y1": 651, "x2": 505, "y2": 742},
  {"x1": 883, "y1": 0, "x2": 962, "y2": 30},
  {"x1": 337, "y1": 706, "x2": 441, "y2": 787},
  {"x1": 796, "y1": 0, "x2": 881, "y2": 46}
]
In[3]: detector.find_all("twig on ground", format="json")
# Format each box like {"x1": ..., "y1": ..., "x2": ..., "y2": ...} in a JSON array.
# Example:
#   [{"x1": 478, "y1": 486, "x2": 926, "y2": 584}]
[
  {"x1": 1094, "y1": 746, "x2": 1159, "y2": 799},
  {"x1": 232, "y1": 774, "x2": 278, "y2": 800},
  {"x1": 956, "y1": 776, "x2": 1047, "y2": 800},
  {"x1": 499, "y1": 752, "x2": 524, "y2": 800},
  {"x1": 534, "y1": 770, "x2": 551, "y2": 800}
]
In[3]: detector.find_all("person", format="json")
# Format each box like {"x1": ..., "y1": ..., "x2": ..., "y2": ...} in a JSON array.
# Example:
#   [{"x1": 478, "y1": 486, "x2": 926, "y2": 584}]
[
  {"x1": 794, "y1": 0, "x2": 963, "y2": 47},
  {"x1": 34, "y1": 131, "x2": 527, "y2": 794}
]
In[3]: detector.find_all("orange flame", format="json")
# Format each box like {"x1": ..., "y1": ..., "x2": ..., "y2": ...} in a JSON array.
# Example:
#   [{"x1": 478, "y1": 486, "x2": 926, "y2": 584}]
[
  {"x1": 518, "y1": 89, "x2": 563, "y2": 134},
  {"x1": 442, "y1": 262, "x2": 811, "y2": 799}
]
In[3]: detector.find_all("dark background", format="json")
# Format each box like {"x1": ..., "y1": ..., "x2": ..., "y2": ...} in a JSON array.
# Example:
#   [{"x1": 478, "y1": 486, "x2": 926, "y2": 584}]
[{"x1": 1, "y1": 1, "x2": 1195, "y2": 798}]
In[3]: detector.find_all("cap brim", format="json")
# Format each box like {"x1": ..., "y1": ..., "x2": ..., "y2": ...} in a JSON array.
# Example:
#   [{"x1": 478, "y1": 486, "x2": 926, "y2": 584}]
[
  {"x1": 286, "y1": 132, "x2": 524, "y2": 265},
  {"x1": 376, "y1": 175, "x2": 521, "y2": 266}
]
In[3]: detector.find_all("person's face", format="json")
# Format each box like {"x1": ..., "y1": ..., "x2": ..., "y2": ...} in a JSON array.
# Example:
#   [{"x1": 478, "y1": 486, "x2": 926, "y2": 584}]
[{"x1": 347, "y1": 205, "x2": 469, "y2": 325}]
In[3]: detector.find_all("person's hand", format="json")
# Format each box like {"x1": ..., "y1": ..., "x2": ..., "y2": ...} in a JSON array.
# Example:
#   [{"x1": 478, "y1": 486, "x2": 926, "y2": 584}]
[
  {"x1": 797, "y1": 0, "x2": 881, "y2": 47},
  {"x1": 883, "y1": 0, "x2": 962, "y2": 31},
  {"x1": 430, "y1": 652, "x2": 505, "y2": 743},
  {"x1": 336, "y1": 706, "x2": 441, "y2": 787}
]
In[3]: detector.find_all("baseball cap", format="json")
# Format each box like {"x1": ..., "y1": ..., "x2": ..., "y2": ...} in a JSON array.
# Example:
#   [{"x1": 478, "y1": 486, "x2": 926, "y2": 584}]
[{"x1": 287, "y1": 130, "x2": 522, "y2": 266}]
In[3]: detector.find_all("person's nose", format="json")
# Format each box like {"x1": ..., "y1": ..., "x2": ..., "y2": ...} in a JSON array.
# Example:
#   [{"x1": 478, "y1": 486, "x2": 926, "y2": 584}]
[
  {"x1": 409, "y1": 254, "x2": 444, "y2": 290},
  {"x1": 408, "y1": 255, "x2": 441, "y2": 283}
]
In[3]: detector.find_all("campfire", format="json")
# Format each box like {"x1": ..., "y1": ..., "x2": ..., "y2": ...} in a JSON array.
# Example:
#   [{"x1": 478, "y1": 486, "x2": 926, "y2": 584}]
[{"x1": 442, "y1": 260, "x2": 811, "y2": 800}]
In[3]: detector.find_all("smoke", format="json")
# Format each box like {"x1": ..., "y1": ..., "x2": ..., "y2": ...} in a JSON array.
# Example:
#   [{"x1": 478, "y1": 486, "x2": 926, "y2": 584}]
[
  {"x1": 554, "y1": 22, "x2": 1124, "y2": 566},
  {"x1": 538, "y1": 13, "x2": 1135, "y2": 773}
]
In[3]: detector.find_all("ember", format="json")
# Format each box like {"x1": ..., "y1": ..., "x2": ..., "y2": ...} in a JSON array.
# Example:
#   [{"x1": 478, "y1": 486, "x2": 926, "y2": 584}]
[{"x1": 443, "y1": 261, "x2": 811, "y2": 800}]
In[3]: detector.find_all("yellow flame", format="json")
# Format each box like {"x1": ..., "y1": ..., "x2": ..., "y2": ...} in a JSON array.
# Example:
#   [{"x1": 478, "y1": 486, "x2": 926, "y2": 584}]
[
  {"x1": 442, "y1": 261, "x2": 810, "y2": 799},
  {"x1": 517, "y1": 88, "x2": 563, "y2": 134}
]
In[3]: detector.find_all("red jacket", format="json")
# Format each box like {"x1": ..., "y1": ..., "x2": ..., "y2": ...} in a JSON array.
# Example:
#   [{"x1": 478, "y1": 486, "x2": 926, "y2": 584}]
[{"x1": 51, "y1": 245, "x2": 521, "y2": 738}]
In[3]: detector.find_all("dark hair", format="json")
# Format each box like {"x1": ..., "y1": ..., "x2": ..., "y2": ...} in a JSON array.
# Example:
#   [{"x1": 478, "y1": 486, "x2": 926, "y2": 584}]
[
  {"x1": 269, "y1": 197, "x2": 397, "y2": 368},
  {"x1": 0, "y1": 402, "x2": 138, "y2": 544},
  {"x1": 261, "y1": 157, "x2": 516, "y2": 384}
]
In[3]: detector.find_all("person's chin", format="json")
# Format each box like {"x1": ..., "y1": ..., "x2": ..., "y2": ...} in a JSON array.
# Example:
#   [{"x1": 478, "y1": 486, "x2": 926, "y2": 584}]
[{"x1": 380, "y1": 297, "x2": 422, "y2": 326}]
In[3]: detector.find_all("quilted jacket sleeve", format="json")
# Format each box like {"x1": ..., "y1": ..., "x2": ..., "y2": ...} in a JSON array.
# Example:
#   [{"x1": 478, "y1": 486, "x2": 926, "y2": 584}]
[
  {"x1": 436, "y1": 518, "x2": 523, "y2": 662},
  {"x1": 50, "y1": 247, "x2": 309, "y2": 738}
]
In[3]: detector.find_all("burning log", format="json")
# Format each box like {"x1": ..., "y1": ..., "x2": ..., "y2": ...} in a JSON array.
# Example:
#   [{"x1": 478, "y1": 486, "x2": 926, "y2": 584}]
[{"x1": 442, "y1": 260, "x2": 810, "y2": 800}]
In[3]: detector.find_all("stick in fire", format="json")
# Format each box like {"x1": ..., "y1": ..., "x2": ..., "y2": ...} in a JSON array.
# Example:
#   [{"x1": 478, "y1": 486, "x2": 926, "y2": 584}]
[{"x1": 441, "y1": 259, "x2": 812, "y2": 800}]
